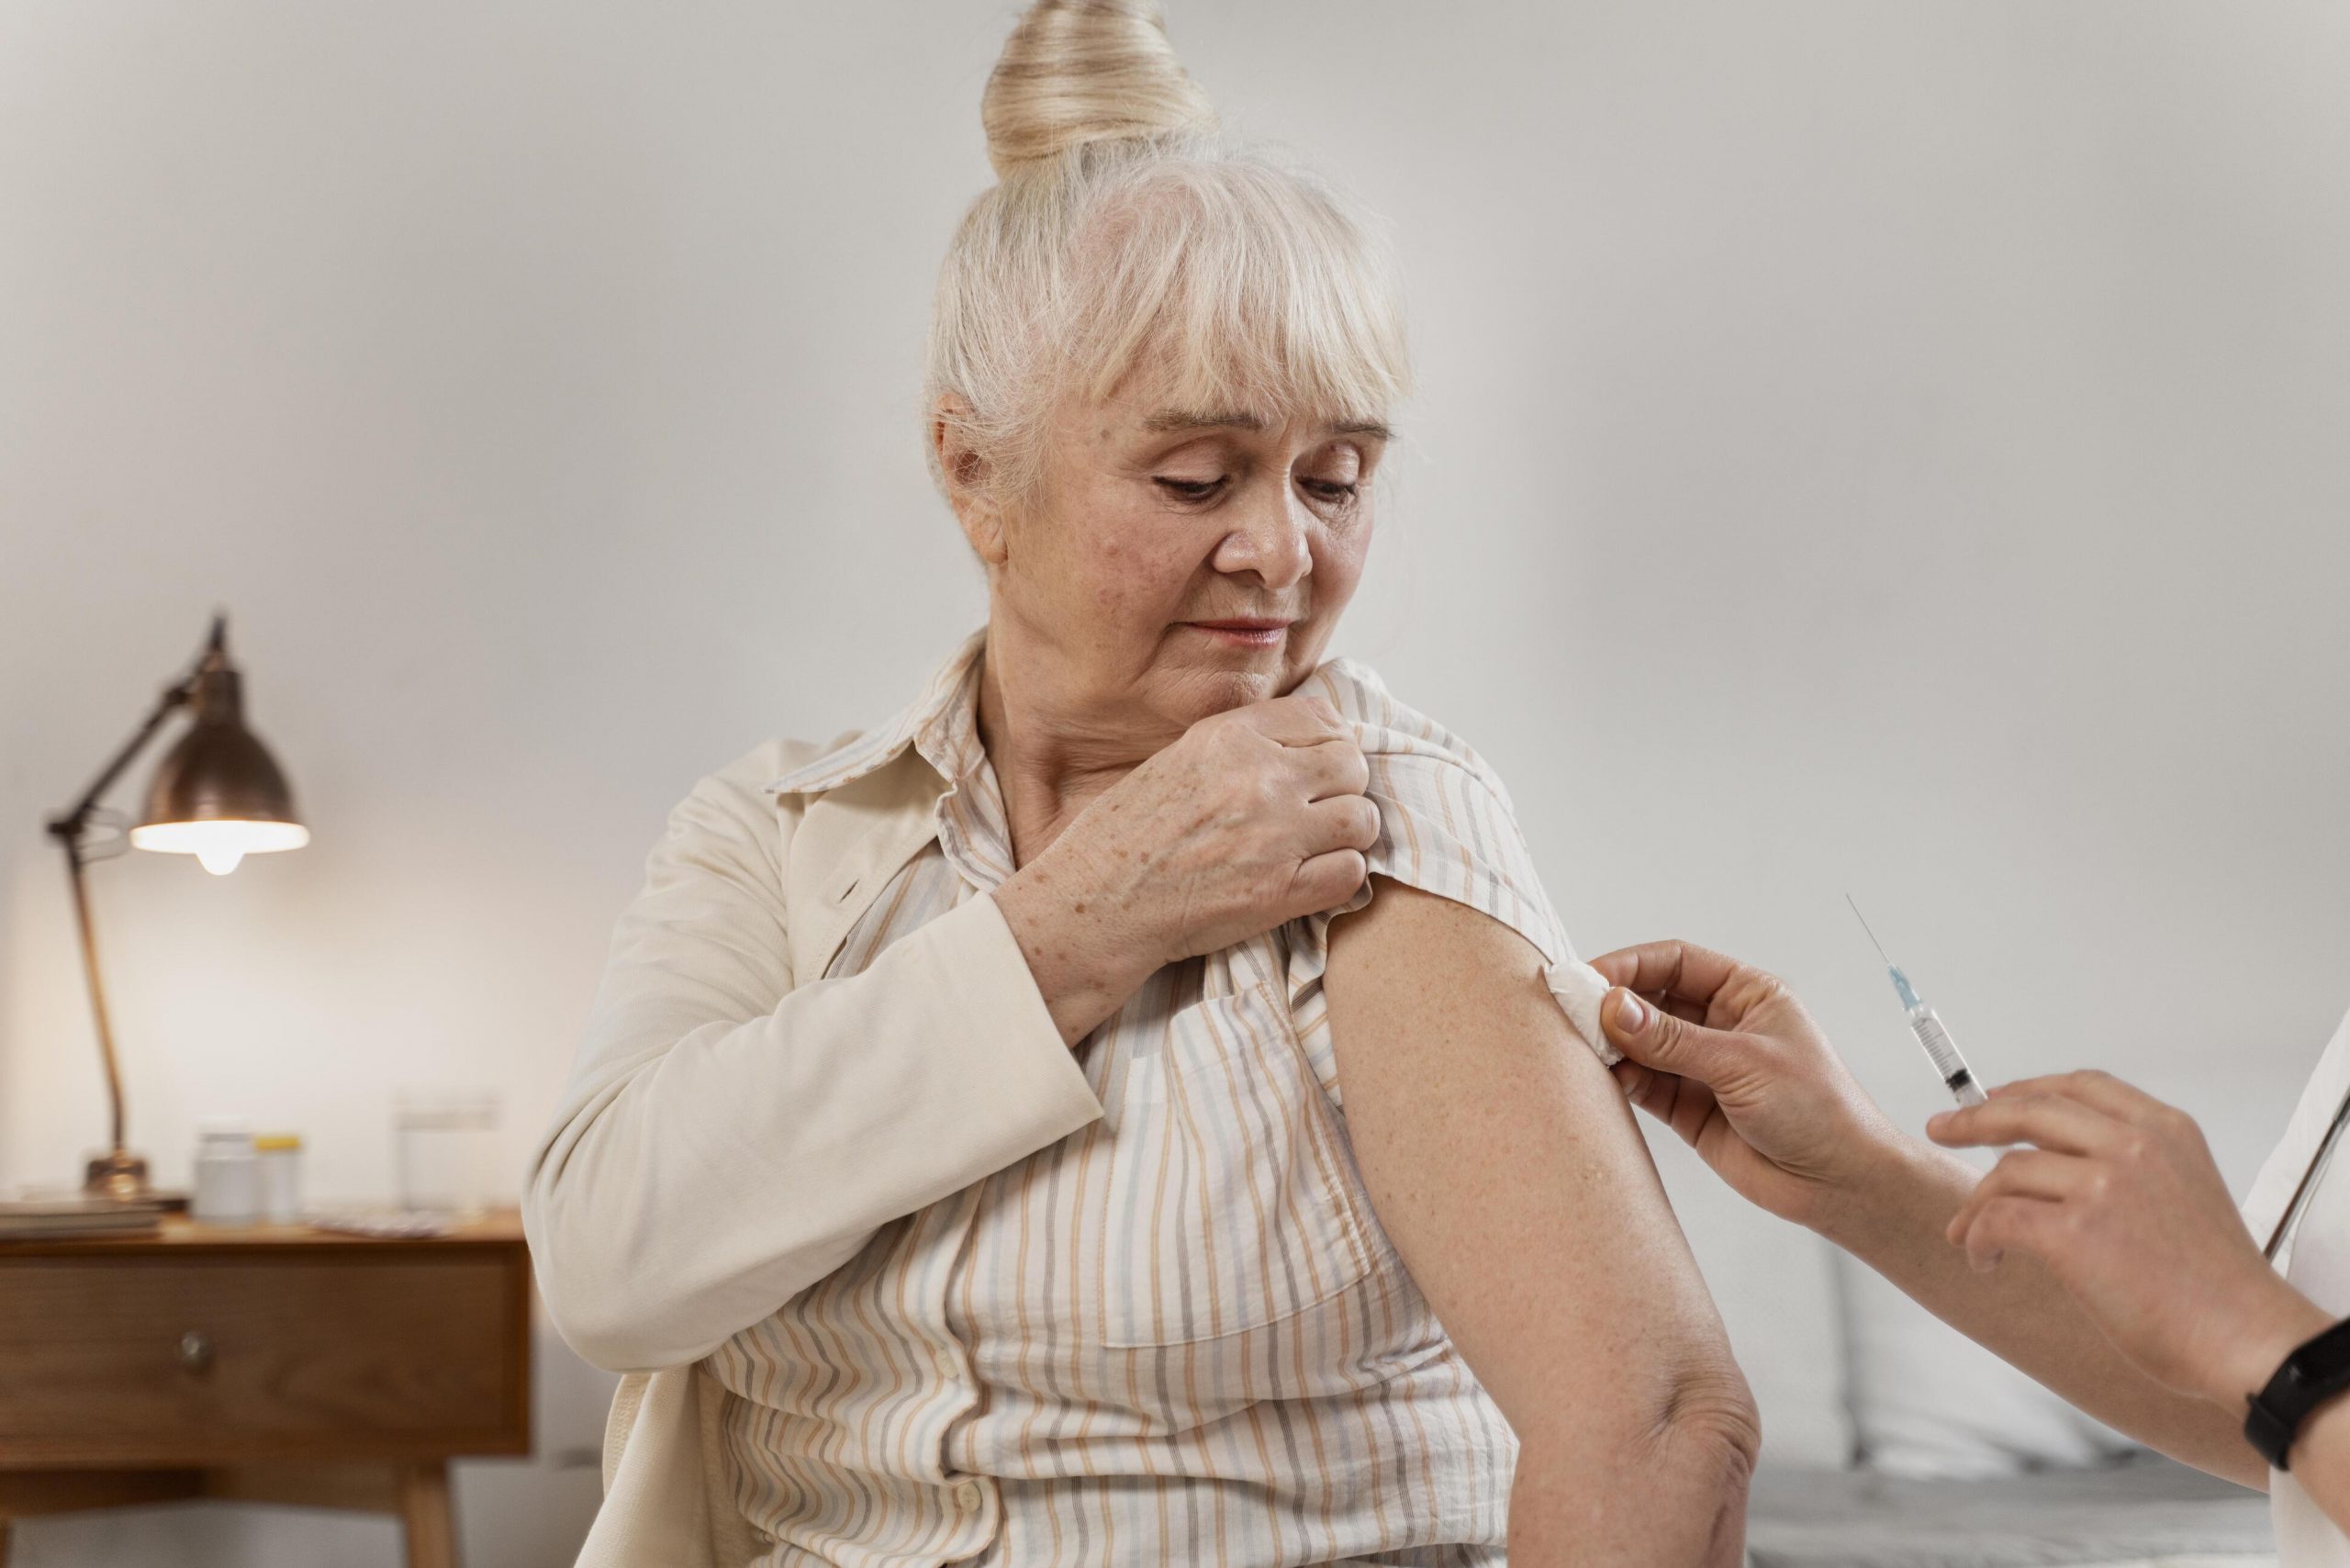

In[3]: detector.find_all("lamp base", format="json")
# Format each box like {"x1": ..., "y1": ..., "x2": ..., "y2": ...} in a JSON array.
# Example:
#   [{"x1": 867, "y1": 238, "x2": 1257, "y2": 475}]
[{"x1": 83, "y1": 1149, "x2": 187, "y2": 1211}]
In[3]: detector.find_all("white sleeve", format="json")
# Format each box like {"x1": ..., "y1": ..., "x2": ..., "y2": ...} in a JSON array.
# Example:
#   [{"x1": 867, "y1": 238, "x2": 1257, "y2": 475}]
[{"x1": 2242, "y1": 1002, "x2": 2350, "y2": 1250}]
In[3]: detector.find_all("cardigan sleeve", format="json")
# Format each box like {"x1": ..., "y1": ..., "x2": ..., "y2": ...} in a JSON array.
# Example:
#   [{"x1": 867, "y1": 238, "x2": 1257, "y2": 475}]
[{"x1": 522, "y1": 742, "x2": 1104, "y2": 1372}]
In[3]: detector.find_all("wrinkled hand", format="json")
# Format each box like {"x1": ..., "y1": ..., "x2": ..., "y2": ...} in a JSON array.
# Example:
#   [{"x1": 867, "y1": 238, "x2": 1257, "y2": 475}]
[
  {"x1": 1592, "y1": 940, "x2": 1904, "y2": 1232},
  {"x1": 1067, "y1": 692, "x2": 1380, "y2": 962},
  {"x1": 995, "y1": 693, "x2": 1380, "y2": 1042},
  {"x1": 1151, "y1": 695, "x2": 1378, "y2": 958},
  {"x1": 1930, "y1": 1071, "x2": 2325, "y2": 1407}
]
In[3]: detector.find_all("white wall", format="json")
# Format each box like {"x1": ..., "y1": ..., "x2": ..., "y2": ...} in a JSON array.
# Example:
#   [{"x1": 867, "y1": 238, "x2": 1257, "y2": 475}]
[{"x1": 4, "y1": 3, "x2": 2346, "y2": 1562}]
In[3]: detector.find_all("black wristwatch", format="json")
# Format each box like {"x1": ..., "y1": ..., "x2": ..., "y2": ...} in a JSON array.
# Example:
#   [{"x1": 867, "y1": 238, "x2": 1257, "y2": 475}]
[{"x1": 2245, "y1": 1317, "x2": 2350, "y2": 1471}]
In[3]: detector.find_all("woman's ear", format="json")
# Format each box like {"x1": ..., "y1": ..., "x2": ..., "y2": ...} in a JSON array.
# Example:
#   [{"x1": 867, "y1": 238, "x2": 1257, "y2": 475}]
[{"x1": 934, "y1": 397, "x2": 1009, "y2": 566}]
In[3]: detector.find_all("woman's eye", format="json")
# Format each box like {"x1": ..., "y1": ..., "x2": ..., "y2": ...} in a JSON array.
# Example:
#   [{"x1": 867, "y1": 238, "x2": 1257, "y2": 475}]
[
  {"x1": 1301, "y1": 478, "x2": 1360, "y2": 503},
  {"x1": 1154, "y1": 476, "x2": 1225, "y2": 502}
]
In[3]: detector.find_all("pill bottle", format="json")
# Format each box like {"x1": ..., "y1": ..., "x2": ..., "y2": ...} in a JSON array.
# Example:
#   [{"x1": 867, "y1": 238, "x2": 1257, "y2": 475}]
[{"x1": 192, "y1": 1124, "x2": 260, "y2": 1225}]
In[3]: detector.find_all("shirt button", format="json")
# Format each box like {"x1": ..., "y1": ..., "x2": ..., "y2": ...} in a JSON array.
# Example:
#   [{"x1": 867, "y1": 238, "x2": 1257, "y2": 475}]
[{"x1": 953, "y1": 1480, "x2": 984, "y2": 1511}]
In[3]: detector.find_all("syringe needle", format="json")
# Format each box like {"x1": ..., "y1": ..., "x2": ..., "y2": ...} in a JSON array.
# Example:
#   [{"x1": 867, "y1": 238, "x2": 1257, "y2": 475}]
[
  {"x1": 1845, "y1": 894, "x2": 1988, "y2": 1110},
  {"x1": 1847, "y1": 892, "x2": 1894, "y2": 968}
]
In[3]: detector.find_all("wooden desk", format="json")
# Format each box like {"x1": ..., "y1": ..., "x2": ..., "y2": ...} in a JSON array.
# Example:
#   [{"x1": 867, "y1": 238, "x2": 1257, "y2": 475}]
[{"x1": 0, "y1": 1211, "x2": 532, "y2": 1567}]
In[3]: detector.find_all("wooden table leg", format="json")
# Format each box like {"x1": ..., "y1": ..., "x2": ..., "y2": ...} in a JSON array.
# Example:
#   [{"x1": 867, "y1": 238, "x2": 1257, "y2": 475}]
[{"x1": 397, "y1": 1462, "x2": 458, "y2": 1568}]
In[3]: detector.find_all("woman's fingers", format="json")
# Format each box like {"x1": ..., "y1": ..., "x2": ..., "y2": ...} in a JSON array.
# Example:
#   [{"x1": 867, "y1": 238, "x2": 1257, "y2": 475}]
[
  {"x1": 1928, "y1": 1092, "x2": 2128, "y2": 1157},
  {"x1": 1302, "y1": 793, "x2": 1382, "y2": 856},
  {"x1": 1610, "y1": 1058, "x2": 1721, "y2": 1150},
  {"x1": 1588, "y1": 940, "x2": 1751, "y2": 1013},
  {"x1": 1614, "y1": 986, "x2": 1704, "y2": 1025},
  {"x1": 1655, "y1": 991, "x2": 1710, "y2": 1026},
  {"x1": 1986, "y1": 1070, "x2": 2188, "y2": 1137},
  {"x1": 1601, "y1": 985, "x2": 1760, "y2": 1088},
  {"x1": 1236, "y1": 691, "x2": 1348, "y2": 747},
  {"x1": 1953, "y1": 1193, "x2": 2065, "y2": 1274},
  {"x1": 1610, "y1": 1058, "x2": 1670, "y2": 1116},
  {"x1": 1289, "y1": 847, "x2": 1369, "y2": 914},
  {"x1": 1933, "y1": 1072, "x2": 2312, "y2": 1402},
  {"x1": 1292, "y1": 737, "x2": 1371, "y2": 801},
  {"x1": 1944, "y1": 1148, "x2": 2094, "y2": 1247}
]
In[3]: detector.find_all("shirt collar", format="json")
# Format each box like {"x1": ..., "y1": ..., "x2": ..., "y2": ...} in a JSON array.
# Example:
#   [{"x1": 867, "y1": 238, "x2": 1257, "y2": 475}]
[{"x1": 765, "y1": 628, "x2": 990, "y2": 797}]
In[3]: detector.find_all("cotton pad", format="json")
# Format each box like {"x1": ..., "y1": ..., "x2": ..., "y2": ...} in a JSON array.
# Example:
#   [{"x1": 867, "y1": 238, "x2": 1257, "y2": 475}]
[{"x1": 1544, "y1": 957, "x2": 1624, "y2": 1067}]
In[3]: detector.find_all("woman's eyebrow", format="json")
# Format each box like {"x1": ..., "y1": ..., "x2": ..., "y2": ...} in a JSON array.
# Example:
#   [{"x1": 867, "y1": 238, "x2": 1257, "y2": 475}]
[
  {"x1": 1141, "y1": 409, "x2": 1393, "y2": 441},
  {"x1": 1142, "y1": 409, "x2": 1266, "y2": 433}
]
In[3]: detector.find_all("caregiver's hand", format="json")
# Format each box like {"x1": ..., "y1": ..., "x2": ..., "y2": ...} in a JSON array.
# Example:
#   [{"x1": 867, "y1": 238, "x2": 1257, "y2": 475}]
[
  {"x1": 1593, "y1": 940, "x2": 1905, "y2": 1231},
  {"x1": 1929, "y1": 1072, "x2": 2329, "y2": 1408},
  {"x1": 994, "y1": 693, "x2": 1379, "y2": 1045}
]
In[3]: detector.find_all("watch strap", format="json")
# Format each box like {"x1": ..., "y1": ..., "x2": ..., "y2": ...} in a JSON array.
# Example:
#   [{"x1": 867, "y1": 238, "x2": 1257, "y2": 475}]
[{"x1": 2246, "y1": 1316, "x2": 2350, "y2": 1472}]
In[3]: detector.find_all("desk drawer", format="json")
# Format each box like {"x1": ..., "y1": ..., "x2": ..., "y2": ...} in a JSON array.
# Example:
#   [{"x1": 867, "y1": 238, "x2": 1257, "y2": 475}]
[{"x1": 0, "y1": 1250, "x2": 528, "y2": 1466}]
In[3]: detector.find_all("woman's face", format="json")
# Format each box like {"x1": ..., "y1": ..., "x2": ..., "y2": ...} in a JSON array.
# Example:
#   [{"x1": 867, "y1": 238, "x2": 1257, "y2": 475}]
[{"x1": 974, "y1": 373, "x2": 1390, "y2": 749}]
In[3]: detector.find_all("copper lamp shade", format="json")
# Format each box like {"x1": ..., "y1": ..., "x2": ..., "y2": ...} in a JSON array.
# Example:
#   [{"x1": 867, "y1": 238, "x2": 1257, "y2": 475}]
[{"x1": 129, "y1": 655, "x2": 308, "y2": 875}]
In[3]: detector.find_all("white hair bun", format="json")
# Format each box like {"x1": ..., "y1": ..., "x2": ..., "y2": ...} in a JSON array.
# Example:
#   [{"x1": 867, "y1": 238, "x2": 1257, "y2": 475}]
[{"x1": 982, "y1": 0, "x2": 1219, "y2": 177}]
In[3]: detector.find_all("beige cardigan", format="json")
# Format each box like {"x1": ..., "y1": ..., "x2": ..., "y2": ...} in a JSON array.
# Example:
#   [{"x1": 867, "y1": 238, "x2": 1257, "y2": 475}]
[
  {"x1": 525, "y1": 736, "x2": 1106, "y2": 1568},
  {"x1": 531, "y1": 722, "x2": 1626, "y2": 1567}
]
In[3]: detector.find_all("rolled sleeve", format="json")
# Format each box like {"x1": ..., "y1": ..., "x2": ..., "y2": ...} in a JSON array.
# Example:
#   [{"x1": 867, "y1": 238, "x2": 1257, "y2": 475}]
[{"x1": 1290, "y1": 658, "x2": 1618, "y2": 1070}]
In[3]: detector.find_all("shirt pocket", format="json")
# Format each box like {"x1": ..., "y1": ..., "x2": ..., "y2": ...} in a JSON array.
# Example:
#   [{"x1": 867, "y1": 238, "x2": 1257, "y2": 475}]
[{"x1": 1096, "y1": 978, "x2": 1380, "y2": 1349}]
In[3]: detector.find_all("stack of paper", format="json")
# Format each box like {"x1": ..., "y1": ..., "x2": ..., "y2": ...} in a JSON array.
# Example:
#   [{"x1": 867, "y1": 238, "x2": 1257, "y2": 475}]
[{"x1": 0, "y1": 1195, "x2": 166, "y2": 1239}]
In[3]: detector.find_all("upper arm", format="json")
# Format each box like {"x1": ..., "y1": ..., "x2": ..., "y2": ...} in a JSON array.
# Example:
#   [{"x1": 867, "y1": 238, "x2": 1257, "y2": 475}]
[
  {"x1": 1325, "y1": 877, "x2": 1748, "y2": 1459},
  {"x1": 564, "y1": 749, "x2": 800, "y2": 1097}
]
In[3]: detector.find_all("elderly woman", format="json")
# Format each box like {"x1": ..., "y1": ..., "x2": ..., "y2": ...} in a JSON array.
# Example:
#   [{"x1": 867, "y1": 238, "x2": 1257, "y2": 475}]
[{"x1": 524, "y1": 4, "x2": 1757, "y2": 1565}]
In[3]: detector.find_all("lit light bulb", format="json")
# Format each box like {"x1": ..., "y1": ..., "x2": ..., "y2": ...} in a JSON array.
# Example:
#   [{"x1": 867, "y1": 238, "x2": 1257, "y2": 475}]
[{"x1": 131, "y1": 818, "x2": 308, "y2": 868}]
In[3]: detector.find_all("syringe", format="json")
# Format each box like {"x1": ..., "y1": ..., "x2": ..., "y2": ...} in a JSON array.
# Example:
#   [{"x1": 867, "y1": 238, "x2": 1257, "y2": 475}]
[{"x1": 1846, "y1": 895, "x2": 1988, "y2": 1108}]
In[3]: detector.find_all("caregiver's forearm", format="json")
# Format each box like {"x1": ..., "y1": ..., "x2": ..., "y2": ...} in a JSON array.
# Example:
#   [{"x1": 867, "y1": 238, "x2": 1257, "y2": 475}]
[
  {"x1": 1819, "y1": 1137, "x2": 2266, "y2": 1489},
  {"x1": 2212, "y1": 1284, "x2": 2350, "y2": 1531}
]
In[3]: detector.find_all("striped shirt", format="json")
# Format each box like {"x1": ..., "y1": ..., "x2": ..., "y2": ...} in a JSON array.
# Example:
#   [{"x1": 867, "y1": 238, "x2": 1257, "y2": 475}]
[{"x1": 709, "y1": 629, "x2": 1580, "y2": 1567}]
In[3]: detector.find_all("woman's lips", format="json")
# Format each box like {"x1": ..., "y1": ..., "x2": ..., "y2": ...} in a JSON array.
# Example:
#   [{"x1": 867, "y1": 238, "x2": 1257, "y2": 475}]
[{"x1": 1186, "y1": 620, "x2": 1291, "y2": 648}]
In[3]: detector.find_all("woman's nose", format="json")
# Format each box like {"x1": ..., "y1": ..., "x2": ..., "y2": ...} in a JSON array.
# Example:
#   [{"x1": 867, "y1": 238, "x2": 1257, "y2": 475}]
[{"x1": 1211, "y1": 488, "x2": 1313, "y2": 590}]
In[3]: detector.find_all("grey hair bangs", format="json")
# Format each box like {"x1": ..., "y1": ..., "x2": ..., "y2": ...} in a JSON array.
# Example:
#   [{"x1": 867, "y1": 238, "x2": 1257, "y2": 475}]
[{"x1": 926, "y1": 130, "x2": 1411, "y2": 502}]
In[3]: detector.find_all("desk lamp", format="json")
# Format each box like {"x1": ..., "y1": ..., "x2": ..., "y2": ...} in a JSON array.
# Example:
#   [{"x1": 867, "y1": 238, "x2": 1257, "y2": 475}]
[{"x1": 43, "y1": 614, "x2": 308, "y2": 1202}]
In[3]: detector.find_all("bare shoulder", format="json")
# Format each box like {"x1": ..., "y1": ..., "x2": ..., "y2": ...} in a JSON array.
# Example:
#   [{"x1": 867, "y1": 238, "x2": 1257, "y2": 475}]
[{"x1": 1329, "y1": 875, "x2": 1548, "y2": 991}]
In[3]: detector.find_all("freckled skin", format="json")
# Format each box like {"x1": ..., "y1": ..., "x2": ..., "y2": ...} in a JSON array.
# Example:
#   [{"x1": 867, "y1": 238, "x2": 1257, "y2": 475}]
[
  {"x1": 934, "y1": 372, "x2": 1387, "y2": 1049},
  {"x1": 935, "y1": 371, "x2": 1756, "y2": 1563},
  {"x1": 1327, "y1": 884, "x2": 1760, "y2": 1565},
  {"x1": 941, "y1": 370, "x2": 1384, "y2": 862}
]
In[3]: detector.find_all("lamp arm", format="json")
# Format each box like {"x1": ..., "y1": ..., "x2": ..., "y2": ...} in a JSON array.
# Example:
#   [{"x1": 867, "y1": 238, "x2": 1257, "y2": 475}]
[
  {"x1": 47, "y1": 687, "x2": 193, "y2": 840},
  {"x1": 43, "y1": 616, "x2": 224, "y2": 840},
  {"x1": 40, "y1": 614, "x2": 228, "y2": 1194}
]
